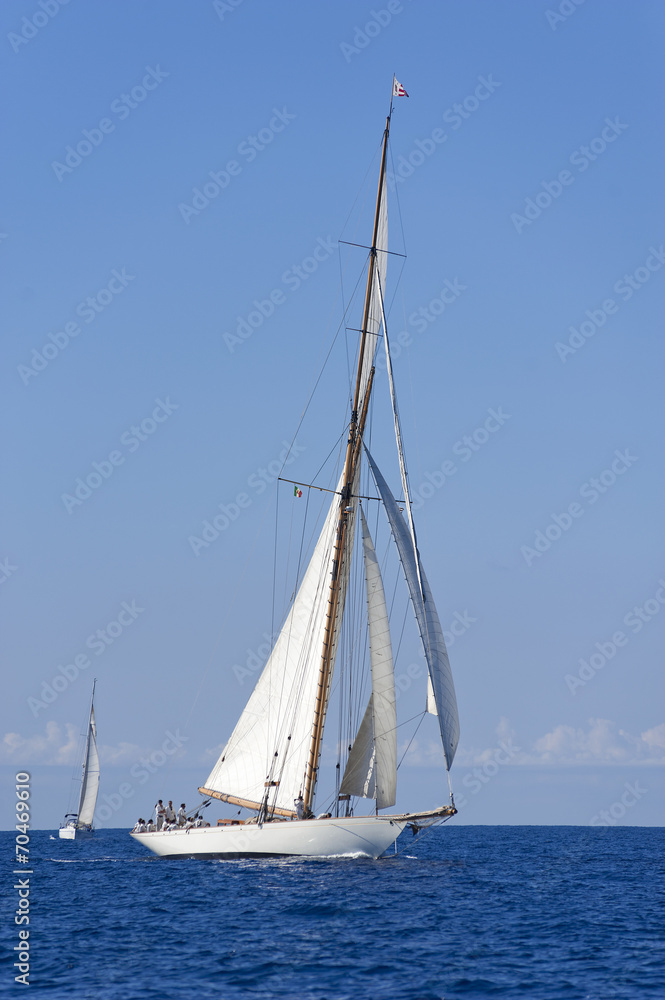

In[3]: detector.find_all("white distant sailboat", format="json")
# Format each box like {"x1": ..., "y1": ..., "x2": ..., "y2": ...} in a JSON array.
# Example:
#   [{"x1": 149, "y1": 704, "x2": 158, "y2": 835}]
[
  {"x1": 59, "y1": 680, "x2": 99, "y2": 840},
  {"x1": 132, "y1": 78, "x2": 460, "y2": 860}
]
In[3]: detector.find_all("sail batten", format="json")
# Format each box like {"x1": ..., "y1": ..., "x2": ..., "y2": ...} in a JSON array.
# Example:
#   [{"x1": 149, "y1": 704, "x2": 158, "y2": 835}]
[
  {"x1": 365, "y1": 448, "x2": 460, "y2": 769},
  {"x1": 340, "y1": 508, "x2": 397, "y2": 808}
]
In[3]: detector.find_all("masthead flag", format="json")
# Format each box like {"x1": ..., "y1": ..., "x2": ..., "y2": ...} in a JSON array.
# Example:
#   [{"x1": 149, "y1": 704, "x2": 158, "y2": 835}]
[{"x1": 392, "y1": 78, "x2": 409, "y2": 98}]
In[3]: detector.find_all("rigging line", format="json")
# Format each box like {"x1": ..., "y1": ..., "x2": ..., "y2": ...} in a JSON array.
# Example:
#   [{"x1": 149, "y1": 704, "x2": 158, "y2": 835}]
[
  {"x1": 285, "y1": 425, "x2": 346, "y2": 617},
  {"x1": 281, "y1": 479, "x2": 296, "y2": 619},
  {"x1": 180, "y1": 486, "x2": 277, "y2": 745},
  {"x1": 309, "y1": 428, "x2": 347, "y2": 485},
  {"x1": 340, "y1": 248, "x2": 352, "y2": 391},
  {"x1": 393, "y1": 599, "x2": 410, "y2": 664},
  {"x1": 279, "y1": 477, "x2": 407, "y2": 504},
  {"x1": 339, "y1": 240, "x2": 406, "y2": 258},
  {"x1": 277, "y1": 264, "x2": 369, "y2": 480},
  {"x1": 387, "y1": 711, "x2": 428, "y2": 736},
  {"x1": 391, "y1": 819, "x2": 452, "y2": 859},
  {"x1": 396, "y1": 712, "x2": 427, "y2": 771},
  {"x1": 388, "y1": 136, "x2": 408, "y2": 260},
  {"x1": 271, "y1": 484, "x2": 312, "y2": 760},
  {"x1": 271, "y1": 481, "x2": 280, "y2": 646},
  {"x1": 338, "y1": 133, "x2": 384, "y2": 242}
]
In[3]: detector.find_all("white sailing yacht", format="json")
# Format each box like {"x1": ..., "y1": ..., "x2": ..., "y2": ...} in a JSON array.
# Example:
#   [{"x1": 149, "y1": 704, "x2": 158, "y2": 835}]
[
  {"x1": 59, "y1": 680, "x2": 100, "y2": 840},
  {"x1": 132, "y1": 79, "x2": 460, "y2": 860}
]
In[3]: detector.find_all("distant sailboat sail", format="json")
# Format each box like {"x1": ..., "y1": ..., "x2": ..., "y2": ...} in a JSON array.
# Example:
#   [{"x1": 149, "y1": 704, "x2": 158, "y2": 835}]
[
  {"x1": 340, "y1": 508, "x2": 397, "y2": 808},
  {"x1": 77, "y1": 703, "x2": 100, "y2": 826},
  {"x1": 59, "y1": 680, "x2": 99, "y2": 839}
]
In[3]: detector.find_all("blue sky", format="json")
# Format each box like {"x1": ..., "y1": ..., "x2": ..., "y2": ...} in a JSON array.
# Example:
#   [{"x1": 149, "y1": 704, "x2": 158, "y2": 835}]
[{"x1": 1, "y1": 0, "x2": 663, "y2": 830}]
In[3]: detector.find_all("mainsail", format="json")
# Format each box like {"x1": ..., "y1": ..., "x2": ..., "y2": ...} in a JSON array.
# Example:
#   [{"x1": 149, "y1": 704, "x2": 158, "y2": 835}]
[
  {"x1": 340, "y1": 508, "x2": 397, "y2": 808},
  {"x1": 77, "y1": 697, "x2": 99, "y2": 827},
  {"x1": 202, "y1": 474, "x2": 358, "y2": 816},
  {"x1": 365, "y1": 448, "x2": 460, "y2": 770}
]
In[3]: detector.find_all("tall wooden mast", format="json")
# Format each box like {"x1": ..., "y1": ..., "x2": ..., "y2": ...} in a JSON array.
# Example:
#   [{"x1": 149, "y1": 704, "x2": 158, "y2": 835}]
[{"x1": 303, "y1": 111, "x2": 392, "y2": 812}]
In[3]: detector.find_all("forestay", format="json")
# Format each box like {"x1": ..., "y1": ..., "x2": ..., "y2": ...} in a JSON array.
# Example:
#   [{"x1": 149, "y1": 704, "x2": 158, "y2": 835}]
[
  {"x1": 365, "y1": 448, "x2": 460, "y2": 769},
  {"x1": 340, "y1": 508, "x2": 397, "y2": 809}
]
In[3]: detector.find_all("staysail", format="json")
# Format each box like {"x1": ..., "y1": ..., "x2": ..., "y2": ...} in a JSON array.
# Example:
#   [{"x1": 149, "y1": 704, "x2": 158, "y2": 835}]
[
  {"x1": 340, "y1": 508, "x2": 397, "y2": 808},
  {"x1": 77, "y1": 699, "x2": 99, "y2": 827},
  {"x1": 365, "y1": 448, "x2": 460, "y2": 769},
  {"x1": 202, "y1": 474, "x2": 358, "y2": 816}
]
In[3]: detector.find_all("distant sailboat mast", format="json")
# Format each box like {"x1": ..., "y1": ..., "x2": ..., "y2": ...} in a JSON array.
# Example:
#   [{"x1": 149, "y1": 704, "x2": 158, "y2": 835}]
[{"x1": 302, "y1": 104, "x2": 393, "y2": 813}]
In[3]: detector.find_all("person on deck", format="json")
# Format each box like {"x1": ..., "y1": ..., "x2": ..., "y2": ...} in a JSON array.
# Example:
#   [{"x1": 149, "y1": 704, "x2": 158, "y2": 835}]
[
  {"x1": 155, "y1": 800, "x2": 166, "y2": 830},
  {"x1": 165, "y1": 801, "x2": 176, "y2": 824},
  {"x1": 295, "y1": 794, "x2": 304, "y2": 820},
  {"x1": 177, "y1": 803, "x2": 187, "y2": 826}
]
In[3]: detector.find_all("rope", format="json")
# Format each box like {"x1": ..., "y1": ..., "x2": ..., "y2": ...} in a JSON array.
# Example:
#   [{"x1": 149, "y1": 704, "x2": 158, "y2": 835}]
[{"x1": 396, "y1": 711, "x2": 427, "y2": 771}]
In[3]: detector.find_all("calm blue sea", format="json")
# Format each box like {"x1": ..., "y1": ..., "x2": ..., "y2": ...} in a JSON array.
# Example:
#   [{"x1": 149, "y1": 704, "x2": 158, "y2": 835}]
[{"x1": 1, "y1": 826, "x2": 662, "y2": 999}]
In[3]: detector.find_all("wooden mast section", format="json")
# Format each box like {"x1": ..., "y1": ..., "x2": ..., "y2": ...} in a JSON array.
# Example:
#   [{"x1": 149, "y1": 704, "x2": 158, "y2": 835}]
[{"x1": 302, "y1": 112, "x2": 392, "y2": 813}]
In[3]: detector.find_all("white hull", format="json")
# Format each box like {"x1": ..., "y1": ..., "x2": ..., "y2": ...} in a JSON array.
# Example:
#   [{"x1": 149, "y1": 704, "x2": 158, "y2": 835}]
[
  {"x1": 130, "y1": 815, "x2": 406, "y2": 860},
  {"x1": 59, "y1": 826, "x2": 93, "y2": 840}
]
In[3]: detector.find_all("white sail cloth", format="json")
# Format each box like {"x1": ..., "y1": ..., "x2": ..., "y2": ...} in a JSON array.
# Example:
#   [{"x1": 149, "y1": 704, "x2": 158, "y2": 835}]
[
  {"x1": 77, "y1": 705, "x2": 100, "y2": 827},
  {"x1": 340, "y1": 508, "x2": 397, "y2": 808},
  {"x1": 365, "y1": 448, "x2": 460, "y2": 769},
  {"x1": 357, "y1": 168, "x2": 388, "y2": 408},
  {"x1": 204, "y1": 475, "x2": 357, "y2": 815}
]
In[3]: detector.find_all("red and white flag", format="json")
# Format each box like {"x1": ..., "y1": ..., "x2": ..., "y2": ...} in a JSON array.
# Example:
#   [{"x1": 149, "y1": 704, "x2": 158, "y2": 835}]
[{"x1": 392, "y1": 78, "x2": 409, "y2": 98}]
